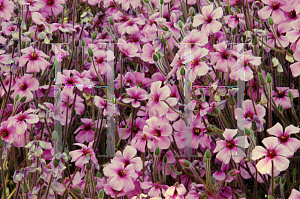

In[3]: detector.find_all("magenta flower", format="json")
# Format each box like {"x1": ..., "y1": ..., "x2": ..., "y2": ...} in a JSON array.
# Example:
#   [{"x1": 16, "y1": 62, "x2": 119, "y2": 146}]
[
  {"x1": 0, "y1": 50, "x2": 10, "y2": 65},
  {"x1": 192, "y1": 4, "x2": 223, "y2": 34},
  {"x1": 0, "y1": 121, "x2": 16, "y2": 143},
  {"x1": 213, "y1": 129, "x2": 249, "y2": 164},
  {"x1": 0, "y1": 0, "x2": 14, "y2": 20},
  {"x1": 141, "y1": 43, "x2": 157, "y2": 64},
  {"x1": 118, "y1": 17, "x2": 145, "y2": 35},
  {"x1": 290, "y1": 50, "x2": 300, "y2": 77},
  {"x1": 94, "y1": 96, "x2": 114, "y2": 117},
  {"x1": 123, "y1": 87, "x2": 148, "y2": 108},
  {"x1": 224, "y1": 13, "x2": 245, "y2": 29},
  {"x1": 188, "y1": 48, "x2": 210, "y2": 82},
  {"x1": 140, "y1": 181, "x2": 168, "y2": 198},
  {"x1": 265, "y1": 24, "x2": 290, "y2": 52},
  {"x1": 130, "y1": 132, "x2": 150, "y2": 153},
  {"x1": 90, "y1": 49, "x2": 114, "y2": 75},
  {"x1": 267, "y1": 123, "x2": 300, "y2": 154},
  {"x1": 251, "y1": 137, "x2": 293, "y2": 174},
  {"x1": 210, "y1": 41, "x2": 236, "y2": 73},
  {"x1": 103, "y1": 161, "x2": 137, "y2": 192},
  {"x1": 164, "y1": 183, "x2": 187, "y2": 199},
  {"x1": 119, "y1": 117, "x2": 146, "y2": 140},
  {"x1": 143, "y1": 116, "x2": 172, "y2": 151},
  {"x1": 179, "y1": 30, "x2": 209, "y2": 54},
  {"x1": 104, "y1": 183, "x2": 126, "y2": 198},
  {"x1": 8, "y1": 108, "x2": 39, "y2": 135},
  {"x1": 69, "y1": 141, "x2": 98, "y2": 169},
  {"x1": 112, "y1": 145, "x2": 143, "y2": 172},
  {"x1": 272, "y1": 87, "x2": 299, "y2": 109},
  {"x1": 117, "y1": 38, "x2": 140, "y2": 58},
  {"x1": 116, "y1": 0, "x2": 140, "y2": 10},
  {"x1": 40, "y1": 0, "x2": 64, "y2": 16},
  {"x1": 73, "y1": 118, "x2": 95, "y2": 144},
  {"x1": 18, "y1": 46, "x2": 50, "y2": 73},
  {"x1": 257, "y1": 0, "x2": 287, "y2": 24}
]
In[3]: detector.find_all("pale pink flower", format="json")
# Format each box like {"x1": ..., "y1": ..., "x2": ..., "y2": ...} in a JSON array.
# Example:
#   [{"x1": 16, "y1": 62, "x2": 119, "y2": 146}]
[
  {"x1": 272, "y1": 87, "x2": 299, "y2": 109},
  {"x1": 267, "y1": 123, "x2": 300, "y2": 154},
  {"x1": 0, "y1": 0, "x2": 14, "y2": 20},
  {"x1": 213, "y1": 129, "x2": 249, "y2": 164},
  {"x1": 257, "y1": 0, "x2": 287, "y2": 24},
  {"x1": 118, "y1": 38, "x2": 140, "y2": 58},
  {"x1": 164, "y1": 183, "x2": 187, "y2": 199},
  {"x1": 0, "y1": 121, "x2": 16, "y2": 143},
  {"x1": 123, "y1": 87, "x2": 148, "y2": 108},
  {"x1": 73, "y1": 118, "x2": 95, "y2": 143},
  {"x1": 69, "y1": 141, "x2": 98, "y2": 169},
  {"x1": 251, "y1": 137, "x2": 293, "y2": 174},
  {"x1": 112, "y1": 146, "x2": 143, "y2": 172},
  {"x1": 188, "y1": 48, "x2": 210, "y2": 82},
  {"x1": 118, "y1": 17, "x2": 145, "y2": 35},
  {"x1": 8, "y1": 109, "x2": 39, "y2": 135},
  {"x1": 40, "y1": 0, "x2": 64, "y2": 16},
  {"x1": 289, "y1": 189, "x2": 300, "y2": 199}
]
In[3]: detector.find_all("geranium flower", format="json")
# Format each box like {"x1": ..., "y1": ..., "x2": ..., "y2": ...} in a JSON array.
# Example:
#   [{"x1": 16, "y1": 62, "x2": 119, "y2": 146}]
[
  {"x1": 18, "y1": 46, "x2": 50, "y2": 73},
  {"x1": 104, "y1": 183, "x2": 126, "y2": 198},
  {"x1": 251, "y1": 137, "x2": 293, "y2": 174},
  {"x1": 118, "y1": 38, "x2": 140, "y2": 58},
  {"x1": 257, "y1": 0, "x2": 287, "y2": 24},
  {"x1": 73, "y1": 118, "x2": 95, "y2": 143},
  {"x1": 213, "y1": 129, "x2": 249, "y2": 164},
  {"x1": 40, "y1": 0, "x2": 64, "y2": 16},
  {"x1": 119, "y1": 117, "x2": 146, "y2": 140},
  {"x1": 267, "y1": 123, "x2": 300, "y2": 154},
  {"x1": 69, "y1": 141, "x2": 98, "y2": 169},
  {"x1": 123, "y1": 87, "x2": 148, "y2": 108},
  {"x1": 143, "y1": 116, "x2": 172, "y2": 151},
  {"x1": 188, "y1": 48, "x2": 210, "y2": 82},
  {"x1": 0, "y1": 0, "x2": 14, "y2": 20},
  {"x1": 223, "y1": 13, "x2": 245, "y2": 29},
  {"x1": 130, "y1": 132, "x2": 150, "y2": 153},
  {"x1": 264, "y1": 24, "x2": 290, "y2": 52},
  {"x1": 11, "y1": 74, "x2": 39, "y2": 103},
  {"x1": 164, "y1": 183, "x2": 187, "y2": 199},
  {"x1": 192, "y1": 4, "x2": 223, "y2": 34},
  {"x1": 140, "y1": 181, "x2": 168, "y2": 198},
  {"x1": 272, "y1": 87, "x2": 299, "y2": 109},
  {"x1": 0, "y1": 121, "x2": 16, "y2": 143},
  {"x1": 94, "y1": 96, "x2": 114, "y2": 117},
  {"x1": 118, "y1": 17, "x2": 145, "y2": 35},
  {"x1": 289, "y1": 189, "x2": 300, "y2": 199},
  {"x1": 103, "y1": 161, "x2": 137, "y2": 192},
  {"x1": 8, "y1": 109, "x2": 39, "y2": 135}
]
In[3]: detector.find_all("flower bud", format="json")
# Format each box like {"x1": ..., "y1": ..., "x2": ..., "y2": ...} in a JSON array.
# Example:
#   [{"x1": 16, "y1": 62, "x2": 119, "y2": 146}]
[
  {"x1": 88, "y1": 48, "x2": 94, "y2": 57},
  {"x1": 157, "y1": 51, "x2": 162, "y2": 60},
  {"x1": 252, "y1": 121, "x2": 257, "y2": 131},
  {"x1": 86, "y1": 163, "x2": 92, "y2": 170},
  {"x1": 253, "y1": 35, "x2": 258, "y2": 45},
  {"x1": 232, "y1": 28, "x2": 237, "y2": 35},
  {"x1": 203, "y1": 156, "x2": 207, "y2": 162},
  {"x1": 39, "y1": 178, "x2": 44, "y2": 185},
  {"x1": 74, "y1": 186, "x2": 81, "y2": 194},
  {"x1": 96, "y1": 171, "x2": 102, "y2": 178},
  {"x1": 54, "y1": 159, "x2": 59, "y2": 167},
  {"x1": 109, "y1": 17, "x2": 114, "y2": 26},
  {"x1": 106, "y1": 25, "x2": 111, "y2": 32},
  {"x1": 170, "y1": 164, "x2": 175, "y2": 170},
  {"x1": 175, "y1": 80, "x2": 180, "y2": 85},
  {"x1": 178, "y1": 20, "x2": 183, "y2": 29},
  {"x1": 160, "y1": 0, "x2": 164, "y2": 4},
  {"x1": 99, "y1": 189, "x2": 104, "y2": 198},
  {"x1": 179, "y1": 159, "x2": 191, "y2": 167},
  {"x1": 275, "y1": 176, "x2": 281, "y2": 184},
  {"x1": 279, "y1": 104, "x2": 283, "y2": 112},
  {"x1": 50, "y1": 69, "x2": 55, "y2": 80},
  {"x1": 163, "y1": 155, "x2": 167, "y2": 164},
  {"x1": 213, "y1": 107, "x2": 219, "y2": 115},
  {"x1": 268, "y1": 196, "x2": 274, "y2": 199},
  {"x1": 211, "y1": 177, "x2": 215, "y2": 185},
  {"x1": 161, "y1": 37, "x2": 166, "y2": 46},
  {"x1": 205, "y1": 126, "x2": 215, "y2": 135},
  {"x1": 52, "y1": 130, "x2": 58, "y2": 141},
  {"x1": 266, "y1": 73, "x2": 272, "y2": 83},
  {"x1": 20, "y1": 96, "x2": 27, "y2": 103},
  {"x1": 189, "y1": 7, "x2": 195, "y2": 16},
  {"x1": 293, "y1": 168, "x2": 297, "y2": 175},
  {"x1": 144, "y1": 0, "x2": 149, "y2": 3},
  {"x1": 155, "y1": 147, "x2": 160, "y2": 156},
  {"x1": 281, "y1": 176, "x2": 285, "y2": 185},
  {"x1": 229, "y1": 96, "x2": 235, "y2": 106},
  {"x1": 180, "y1": 66, "x2": 185, "y2": 76},
  {"x1": 29, "y1": 130, "x2": 34, "y2": 141},
  {"x1": 230, "y1": 169, "x2": 240, "y2": 176},
  {"x1": 15, "y1": 94, "x2": 19, "y2": 101},
  {"x1": 74, "y1": 38, "x2": 79, "y2": 47},
  {"x1": 288, "y1": 90, "x2": 293, "y2": 98},
  {"x1": 159, "y1": 24, "x2": 169, "y2": 31},
  {"x1": 152, "y1": 53, "x2": 158, "y2": 62},
  {"x1": 268, "y1": 16, "x2": 273, "y2": 25},
  {"x1": 82, "y1": 39, "x2": 86, "y2": 46},
  {"x1": 258, "y1": 73, "x2": 266, "y2": 85},
  {"x1": 205, "y1": 149, "x2": 211, "y2": 159},
  {"x1": 0, "y1": 137, "x2": 3, "y2": 148},
  {"x1": 245, "y1": 128, "x2": 251, "y2": 136},
  {"x1": 24, "y1": 182, "x2": 29, "y2": 193}
]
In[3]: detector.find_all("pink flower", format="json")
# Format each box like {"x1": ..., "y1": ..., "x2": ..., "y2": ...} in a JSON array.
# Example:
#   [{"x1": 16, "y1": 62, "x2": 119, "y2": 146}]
[
  {"x1": 123, "y1": 87, "x2": 148, "y2": 108},
  {"x1": 118, "y1": 17, "x2": 145, "y2": 35},
  {"x1": 267, "y1": 123, "x2": 300, "y2": 154},
  {"x1": 0, "y1": 121, "x2": 16, "y2": 143},
  {"x1": 179, "y1": 30, "x2": 209, "y2": 54},
  {"x1": 0, "y1": 50, "x2": 10, "y2": 65},
  {"x1": 104, "y1": 183, "x2": 126, "y2": 197},
  {"x1": 265, "y1": 24, "x2": 290, "y2": 52},
  {"x1": 289, "y1": 189, "x2": 300, "y2": 199},
  {"x1": 213, "y1": 129, "x2": 249, "y2": 164},
  {"x1": 164, "y1": 183, "x2": 187, "y2": 199},
  {"x1": 210, "y1": 41, "x2": 236, "y2": 73},
  {"x1": 11, "y1": 74, "x2": 39, "y2": 103},
  {"x1": 116, "y1": 0, "x2": 140, "y2": 10},
  {"x1": 141, "y1": 43, "x2": 157, "y2": 64},
  {"x1": 103, "y1": 161, "x2": 137, "y2": 192},
  {"x1": 119, "y1": 117, "x2": 146, "y2": 140},
  {"x1": 118, "y1": 38, "x2": 140, "y2": 58},
  {"x1": 223, "y1": 13, "x2": 245, "y2": 29},
  {"x1": 192, "y1": 4, "x2": 223, "y2": 34},
  {"x1": 143, "y1": 116, "x2": 172, "y2": 151},
  {"x1": 0, "y1": 0, "x2": 14, "y2": 20},
  {"x1": 272, "y1": 87, "x2": 299, "y2": 109},
  {"x1": 257, "y1": 0, "x2": 287, "y2": 24},
  {"x1": 89, "y1": 49, "x2": 114, "y2": 76},
  {"x1": 251, "y1": 137, "x2": 293, "y2": 174},
  {"x1": 130, "y1": 132, "x2": 150, "y2": 153},
  {"x1": 290, "y1": 50, "x2": 300, "y2": 77},
  {"x1": 188, "y1": 48, "x2": 210, "y2": 82},
  {"x1": 69, "y1": 141, "x2": 98, "y2": 169},
  {"x1": 40, "y1": 0, "x2": 64, "y2": 16},
  {"x1": 140, "y1": 181, "x2": 168, "y2": 198},
  {"x1": 18, "y1": 46, "x2": 50, "y2": 73},
  {"x1": 73, "y1": 118, "x2": 95, "y2": 143},
  {"x1": 94, "y1": 96, "x2": 114, "y2": 117},
  {"x1": 112, "y1": 146, "x2": 143, "y2": 172},
  {"x1": 8, "y1": 109, "x2": 39, "y2": 135}
]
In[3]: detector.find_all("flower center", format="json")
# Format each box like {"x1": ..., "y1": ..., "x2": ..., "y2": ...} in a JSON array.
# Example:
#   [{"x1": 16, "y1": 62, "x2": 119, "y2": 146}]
[
  {"x1": 1, "y1": 130, "x2": 9, "y2": 138},
  {"x1": 30, "y1": 53, "x2": 38, "y2": 60},
  {"x1": 205, "y1": 16, "x2": 213, "y2": 23},
  {"x1": 279, "y1": 135, "x2": 288, "y2": 143},
  {"x1": 0, "y1": 3, "x2": 4, "y2": 10},
  {"x1": 19, "y1": 113, "x2": 25, "y2": 121},
  {"x1": 141, "y1": 134, "x2": 147, "y2": 140},
  {"x1": 118, "y1": 169, "x2": 126, "y2": 177},
  {"x1": 290, "y1": 10, "x2": 297, "y2": 18},
  {"x1": 227, "y1": 140, "x2": 235, "y2": 149},
  {"x1": 154, "y1": 129, "x2": 161, "y2": 137},
  {"x1": 47, "y1": 0, "x2": 54, "y2": 6},
  {"x1": 82, "y1": 148, "x2": 91, "y2": 156},
  {"x1": 268, "y1": 149, "x2": 277, "y2": 159},
  {"x1": 67, "y1": 77, "x2": 74, "y2": 85},
  {"x1": 151, "y1": 95, "x2": 160, "y2": 103},
  {"x1": 221, "y1": 53, "x2": 229, "y2": 59},
  {"x1": 20, "y1": 83, "x2": 28, "y2": 91},
  {"x1": 272, "y1": 1, "x2": 280, "y2": 10},
  {"x1": 83, "y1": 124, "x2": 92, "y2": 131},
  {"x1": 193, "y1": 128, "x2": 201, "y2": 136},
  {"x1": 133, "y1": 126, "x2": 140, "y2": 134},
  {"x1": 96, "y1": 57, "x2": 104, "y2": 64},
  {"x1": 244, "y1": 112, "x2": 254, "y2": 120}
]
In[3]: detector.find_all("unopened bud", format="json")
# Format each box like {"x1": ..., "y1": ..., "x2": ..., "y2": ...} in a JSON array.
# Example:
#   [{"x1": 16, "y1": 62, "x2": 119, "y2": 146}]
[
  {"x1": 159, "y1": 24, "x2": 169, "y2": 31},
  {"x1": 275, "y1": 176, "x2": 281, "y2": 184},
  {"x1": 15, "y1": 94, "x2": 19, "y2": 101},
  {"x1": 54, "y1": 159, "x2": 59, "y2": 167},
  {"x1": 189, "y1": 7, "x2": 195, "y2": 16},
  {"x1": 96, "y1": 171, "x2": 102, "y2": 178},
  {"x1": 288, "y1": 90, "x2": 293, "y2": 98},
  {"x1": 205, "y1": 149, "x2": 211, "y2": 159},
  {"x1": 279, "y1": 104, "x2": 283, "y2": 112},
  {"x1": 155, "y1": 146, "x2": 160, "y2": 156},
  {"x1": 74, "y1": 186, "x2": 81, "y2": 194},
  {"x1": 24, "y1": 182, "x2": 29, "y2": 193},
  {"x1": 99, "y1": 189, "x2": 104, "y2": 198},
  {"x1": 0, "y1": 137, "x2": 3, "y2": 148},
  {"x1": 163, "y1": 155, "x2": 167, "y2": 164},
  {"x1": 88, "y1": 48, "x2": 94, "y2": 57},
  {"x1": 180, "y1": 66, "x2": 185, "y2": 76},
  {"x1": 266, "y1": 73, "x2": 272, "y2": 83},
  {"x1": 170, "y1": 164, "x2": 175, "y2": 170},
  {"x1": 281, "y1": 176, "x2": 286, "y2": 184},
  {"x1": 211, "y1": 177, "x2": 215, "y2": 185},
  {"x1": 20, "y1": 96, "x2": 27, "y2": 103},
  {"x1": 178, "y1": 20, "x2": 183, "y2": 29},
  {"x1": 109, "y1": 17, "x2": 114, "y2": 26},
  {"x1": 152, "y1": 53, "x2": 158, "y2": 62},
  {"x1": 29, "y1": 130, "x2": 34, "y2": 141},
  {"x1": 50, "y1": 69, "x2": 55, "y2": 80},
  {"x1": 179, "y1": 159, "x2": 190, "y2": 167},
  {"x1": 157, "y1": 51, "x2": 162, "y2": 60},
  {"x1": 253, "y1": 35, "x2": 258, "y2": 45},
  {"x1": 74, "y1": 38, "x2": 79, "y2": 47},
  {"x1": 82, "y1": 39, "x2": 85, "y2": 47},
  {"x1": 245, "y1": 128, "x2": 251, "y2": 136},
  {"x1": 144, "y1": 0, "x2": 149, "y2": 3},
  {"x1": 213, "y1": 107, "x2": 219, "y2": 115},
  {"x1": 52, "y1": 130, "x2": 58, "y2": 141},
  {"x1": 252, "y1": 121, "x2": 257, "y2": 131},
  {"x1": 269, "y1": 16, "x2": 273, "y2": 25},
  {"x1": 293, "y1": 168, "x2": 297, "y2": 175},
  {"x1": 232, "y1": 28, "x2": 237, "y2": 35},
  {"x1": 229, "y1": 96, "x2": 235, "y2": 106},
  {"x1": 106, "y1": 25, "x2": 111, "y2": 32},
  {"x1": 230, "y1": 169, "x2": 240, "y2": 176},
  {"x1": 258, "y1": 73, "x2": 266, "y2": 85},
  {"x1": 87, "y1": 163, "x2": 92, "y2": 170},
  {"x1": 160, "y1": 0, "x2": 164, "y2": 4}
]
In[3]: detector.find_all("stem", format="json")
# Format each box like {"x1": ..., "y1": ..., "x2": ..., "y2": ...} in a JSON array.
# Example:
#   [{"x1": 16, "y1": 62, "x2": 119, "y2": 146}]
[
  {"x1": 271, "y1": 161, "x2": 274, "y2": 196},
  {"x1": 44, "y1": 174, "x2": 53, "y2": 199},
  {"x1": 82, "y1": 170, "x2": 89, "y2": 198},
  {"x1": 1, "y1": 149, "x2": 7, "y2": 199},
  {"x1": 116, "y1": 113, "x2": 133, "y2": 149}
]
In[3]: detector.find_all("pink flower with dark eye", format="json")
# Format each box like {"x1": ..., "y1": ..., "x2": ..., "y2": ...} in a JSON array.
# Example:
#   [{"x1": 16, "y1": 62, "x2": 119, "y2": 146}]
[
  {"x1": 104, "y1": 183, "x2": 126, "y2": 198},
  {"x1": 69, "y1": 141, "x2": 98, "y2": 169},
  {"x1": 264, "y1": 24, "x2": 290, "y2": 52},
  {"x1": 251, "y1": 137, "x2": 293, "y2": 174},
  {"x1": 7, "y1": 109, "x2": 39, "y2": 135},
  {"x1": 188, "y1": 48, "x2": 210, "y2": 82},
  {"x1": 257, "y1": 0, "x2": 287, "y2": 24},
  {"x1": 116, "y1": 0, "x2": 140, "y2": 10},
  {"x1": 223, "y1": 13, "x2": 245, "y2": 29},
  {"x1": 123, "y1": 87, "x2": 148, "y2": 108},
  {"x1": 272, "y1": 87, "x2": 299, "y2": 109},
  {"x1": 141, "y1": 43, "x2": 156, "y2": 64},
  {"x1": 18, "y1": 46, "x2": 50, "y2": 73},
  {"x1": 118, "y1": 17, "x2": 145, "y2": 35},
  {"x1": 73, "y1": 118, "x2": 95, "y2": 144},
  {"x1": 89, "y1": 49, "x2": 114, "y2": 76},
  {"x1": 164, "y1": 183, "x2": 187, "y2": 199},
  {"x1": 0, "y1": 121, "x2": 16, "y2": 143},
  {"x1": 210, "y1": 41, "x2": 236, "y2": 73},
  {"x1": 0, "y1": 0, "x2": 14, "y2": 21},
  {"x1": 143, "y1": 116, "x2": 172, "y2": 151},
  {"x1": 140, "y1": 181, "x2": 168, "y2": 198},
  {"x1": 94, "y1": 96, "x2": 114, "y2": 117},
  {"x1": 192, "y1": 4, "x2": 223, "y2": 34},
  {"x1": 11, "y1": 74, "x2": 39, "y2": 103},
  {"x1": 0, "y1": 50, "x2": 10, "y2": 65},
  {"x1": 103, "y1": 161, "x2": 137, "y2": 193},
  {"x1": 213, "y1": 129, "x2": 249, "y2": 164},
  {"x1": 290, "y1": 50, "x2": 300, "y2": 77},
  {"x1": 179, "y1": 30, "x2": 209, "y2": 54},
  {"x1": 117, "y1": 39, "x2": 140, "y2": 58},
  {"x1": 40, "y1": 0, "x2": 64, "y2": 16},
  {"x1": 112, "y1": 146, "x2": 143, "y2": 172},
  {"x1": 267, "y1": 123, "x2": 300, "y2": 155},
  {"x1": 130, "y1": 132, "x2": 150, "y2": 153}
]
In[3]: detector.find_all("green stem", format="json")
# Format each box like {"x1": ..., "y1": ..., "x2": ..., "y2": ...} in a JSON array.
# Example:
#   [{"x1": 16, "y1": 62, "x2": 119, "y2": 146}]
[{"x1": 116, "y1": 113, "x2": 133, "y2": 149}]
